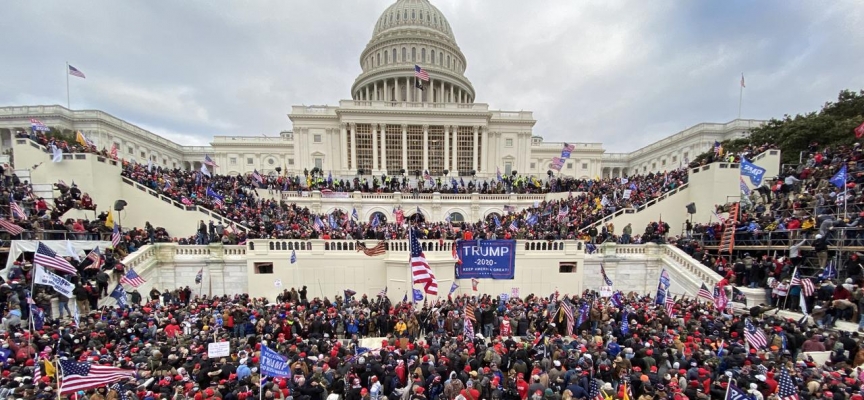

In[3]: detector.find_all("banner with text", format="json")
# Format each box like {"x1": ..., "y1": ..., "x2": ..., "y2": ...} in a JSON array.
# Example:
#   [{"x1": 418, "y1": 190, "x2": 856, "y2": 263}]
[{"x1": 455, "y1": 240, "x2": 516, "y2": 279}]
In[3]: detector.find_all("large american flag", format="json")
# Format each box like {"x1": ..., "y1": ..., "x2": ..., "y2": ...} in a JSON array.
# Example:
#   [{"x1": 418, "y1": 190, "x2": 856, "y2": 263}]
[
  {"x1": 410, "y1": 229, "x2": 438, "y2": 295},
  {"x1": 59, "y1": 359, "x2": 134, "y2": 394},
  {"x1": 465, "y1": 303, "x2": 476, "y2": 322},
  {"x1": 203, "y1": 154, "x2": 219, "y2": 167},
  {"x1": 119, "y1": 269, "x2": 146, "y2": 287},
  {"x1": 561, "y1": 299, "x2": 574, "y2": 336},
  {"x1": 35, "y1": 242, "x2": 77, "y2": 275},
  {"x1": 777, "y1": 368, "x2": 799, "y2": 400},
  {"x1": 110, "y1": 143, "x2": 118, "y2": 158},
  {"x1": 9, "y1": 202, "x2": 25, "y2": 220},
  {"x1": 414, "y1": 65, "x2": 429, "y2": 81},
  {"x1": 744, "y1": 319, "x2": 767, "y2": 349},
  {"x1": 0, "y1": 219, "x2": 24, "y2": 236},
  {"x1": 697, "y1": 283, "x2": 714, "y2": 303},
  {"x1": 68, "y1": 65, "x2": 86, "y2": 79},
  {"x1": 665, "y1": 290, "x2": 675, "y2": 317},
  {"x1": 588, "y1": 377, "x2": 603, "y2": 400},
  {"x1": 111, "y1": 222, "x2": 121, "y2": 248},
  {"x1": 790, "y1": 269, "x2": 815, "y2": 297},
  {"x1": 357, "y1": 241, "x2": 387, "y2": 257}
]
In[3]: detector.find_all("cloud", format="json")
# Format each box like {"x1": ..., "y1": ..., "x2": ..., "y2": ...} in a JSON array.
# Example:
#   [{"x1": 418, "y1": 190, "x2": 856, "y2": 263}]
[{"x1": 1, "y1": 0, "x2": 862, "y2": 152}]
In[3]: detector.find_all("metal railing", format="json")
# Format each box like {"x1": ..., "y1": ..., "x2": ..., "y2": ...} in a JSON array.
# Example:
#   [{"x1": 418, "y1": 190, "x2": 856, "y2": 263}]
[
  {"x1": 578, "y1": 183, "x2": 690, "y2": 232},
  {"x1": 0, "y1": 229, "x2": 111, "y2": 241}
]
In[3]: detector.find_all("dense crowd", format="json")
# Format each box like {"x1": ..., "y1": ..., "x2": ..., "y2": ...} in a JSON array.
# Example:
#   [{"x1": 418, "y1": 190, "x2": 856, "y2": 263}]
[{"x1": 4, "y1": 274, "x2": 864, "y2": 400}]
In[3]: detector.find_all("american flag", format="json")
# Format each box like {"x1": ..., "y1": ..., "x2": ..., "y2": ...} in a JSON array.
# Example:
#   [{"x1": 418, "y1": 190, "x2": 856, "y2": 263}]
[
  {"x1": 744, "y1": 319, "x2": 767, "y2": 349},
  {"x1": 697, "y1": 283, "x2": 714, "y2": 303},
  {"x1": 563, "y1": 143, "x2": 576, "y2": 152},
  {"x1": 790, "y1": 269, "x2": 815, "y2": 297},
  {"x1": 777, "y1": 368, "x2": 799, "y2": 400},
  {"x1": 740, "y1": 73, "x2": 746, "y2": 88},
  {"x1": 600, "y1": 264, "x2": 613, "y2": 286},
  {"x1": 410, "y1": 229, "x2": 438, "y2": 295},
  {"x1": 588, "y1": 377, "x2": 603, "y2": 400},
  {"x1": 203, "y1": 155, "x2": 218, "y2": 167},
  {"x1": 59, "y1": 359, "x2": 133, "y2": 394},
  {"x1": 181, "y1": 197, "x2": 193, "y2": 206},
  {"x1": 0, "y1": 219, "x2": 24, "y2": 236},
  {"x1": 357, "y1": 241, "x2": 387, "y2": 257},
  {"x1": 110, "y1": 143, "x2": 118, "y2": 158},
  {"x1": 313, "y1": 216, "x2": 325, "y2": 232},
  {"x1": 726, "y1": 382, "x2": 749, "y2": 400},
  {"x1": 68, "y1": 65, "x2": 86, "y2": 79},
  {"x1": 119, "y1": 269, "x2": 146, "y2": 287},
  {"x1": 195, "y1": 268, "x2": 203, "y2": 284},
  {"x1": 414, "y1": 65, "x2": 429, "y2": 81},
  {"x1": 560, "y1": 299, "x2": 574, "y2": 336},
  {"x1": 465, "y1": 302, "x2": 476, "y2": 322},
  {"x1": 111, "y1": 222, "x2": 121, "y2": 248},
  {"x1": 463, "y1": 316, "x2": 474, "y2": 339},
  {"x1": 377, "y1": 286, "x2": 387, "y2": 297},
  {"x1": 471, "y1": 278, "x2": 479, "y2": 291},
  {"x1": 35, "y1": 242, "x2": 76, "y2": 275},
  {"x1": 84, "y1": 247, "x2": 103, "y2": 270},
  {"x1": 252, "y1": 169, "x2": 264, "y2": 184},
  {"x1": 9, "y1": 201, "x2": 25, "y2": 220},
  {"x1": 558, "y1": 206, "x2": 568, "y2": 220},
  {"x1": 110, "y1": 383, "x2": 130, "y2": 400},
  {"x1": 30, "y1": 118, "x2": 50, "y2": 131},
  {"x1": 509, "y1": 220, "x2": 518, "y2": 232},
  {"x1": 664, "y1": 290, "x2": 675, "y2": 317}
]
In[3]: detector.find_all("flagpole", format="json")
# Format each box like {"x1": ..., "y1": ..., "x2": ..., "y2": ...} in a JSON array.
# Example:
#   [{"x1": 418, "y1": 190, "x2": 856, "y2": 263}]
[
  {"x1": 737, "y1": 73, "x2": 744, "y2": 119},
  {"x1": 66, "y1": 62, "x2": 70, "y2": 109},
  {"x1": 782, "y1": 266, "x2": 798, "y2": 311}
]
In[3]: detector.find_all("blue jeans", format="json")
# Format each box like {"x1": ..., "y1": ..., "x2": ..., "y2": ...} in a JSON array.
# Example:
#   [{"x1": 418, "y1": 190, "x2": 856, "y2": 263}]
[
  {"x1": 483, "y1": 323, "x2": 493, "y2": 338},
  {"x1": 234, "y1": 323, "x2": 245, "y2": 337},
  {"x1": 58, "y1": 301, "x2": 72, "y2": 319}
]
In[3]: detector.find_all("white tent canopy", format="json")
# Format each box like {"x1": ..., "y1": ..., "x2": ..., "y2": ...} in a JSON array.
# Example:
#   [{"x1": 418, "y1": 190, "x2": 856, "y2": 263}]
[{"x1": 4, "y1": 240, "x2": 113, "y2": 279}]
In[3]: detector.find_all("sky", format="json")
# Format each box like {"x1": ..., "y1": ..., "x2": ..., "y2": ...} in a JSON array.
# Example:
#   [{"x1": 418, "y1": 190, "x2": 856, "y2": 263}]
[{"x1": 2, "y1": 0, "x2": 863, "y2": 152}]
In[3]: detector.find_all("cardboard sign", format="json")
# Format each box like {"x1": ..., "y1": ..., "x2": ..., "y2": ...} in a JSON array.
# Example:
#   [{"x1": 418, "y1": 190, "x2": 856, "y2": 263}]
[{"x1": 208, "y1": 341, "x2": 230, "y2": 358}]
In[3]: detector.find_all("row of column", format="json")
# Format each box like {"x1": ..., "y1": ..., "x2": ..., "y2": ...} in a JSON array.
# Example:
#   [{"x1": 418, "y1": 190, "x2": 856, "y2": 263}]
[
  {"x1": 343, "y1": 124, "x2": 485, "y2": 173},
  {"x1": 355, "y1": 77, "x2": 472, "y2": 103}
]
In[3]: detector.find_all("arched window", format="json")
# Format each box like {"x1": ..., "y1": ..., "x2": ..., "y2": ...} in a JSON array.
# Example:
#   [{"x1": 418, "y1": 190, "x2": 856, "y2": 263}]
[
  {"x1": 486, "y1": 212, "x2": 502, "y2": 222},
  {"x1": 392, "y1": 48, "x2": 397, "y2": 63},
  {"x1": 396, "y1": 12, "x2": 400, "y2": 21},
  {"x1": 384, "y1": 51, "x2": 388, "y2": 64},
  {"x1": 421, "y1": 48, "x2": 426, "y2": 63},
  {"x1": 412, "y1": 47, "x2": 416, "y2": 62},
  {"x1": 369, "y1": 212, "x2": 388, "y2": 224},
  {"x1": 411, "y1": 9, "x2": 415, "y2": 19},
  {"x1": 434, "y1": 15, "x2": 437, "y2": 24},
  {"x1": 390, "y1": 13, "x2": 393, "y2": 23},
  {"x1": 446, "y1": 55, "x2": 450, "y2": 68},
  {"x1": 402, "y1": 47, "x2": 406, "y2": 62},
  {"x1": 377, "y1": 53, "x2": 380, "y2": 66},
  {"x1": 448, "y1": 212, "x2": 465, "y2": 223},
  {"x1": 404, "y1": 10, "x2": 407, "y2": 19},
  {"x1": 419, "y1": 10, "x2": 423, "y2": 20},
  {"x1": 431, "y1": 50, "x2": 436, "y2": 65},
  {"x1": 439, "y1": 52, "x2": 443, "y2": 65}
]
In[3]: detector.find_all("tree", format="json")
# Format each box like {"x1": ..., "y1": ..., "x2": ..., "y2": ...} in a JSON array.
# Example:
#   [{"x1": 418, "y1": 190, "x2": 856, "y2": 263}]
[{"x1": 691, "y1": 89, "x2": 864, "y2": 165}]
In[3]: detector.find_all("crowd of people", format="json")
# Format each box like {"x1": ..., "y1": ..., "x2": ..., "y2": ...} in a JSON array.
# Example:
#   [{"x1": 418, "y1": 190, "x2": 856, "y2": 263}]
[{"x1": 2, "y1": 281, "x2": 861, "y2": 400}]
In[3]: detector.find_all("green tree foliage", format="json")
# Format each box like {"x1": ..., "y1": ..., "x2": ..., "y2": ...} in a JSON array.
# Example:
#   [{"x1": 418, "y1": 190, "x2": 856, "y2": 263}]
[{"x1": 692, "y1": 89, "x2": 864, "y2": 165}]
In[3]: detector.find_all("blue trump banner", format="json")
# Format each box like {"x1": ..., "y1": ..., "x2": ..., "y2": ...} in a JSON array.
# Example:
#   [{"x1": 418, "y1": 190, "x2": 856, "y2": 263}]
[
  {"x1": 739, "y1": 158, "x2": 766, "y2": 186},
  {"x1": 455, "y1": 240, "x2": 516, "y2": 279},
  {"x1": 260, "y1": 345, "x2": 291, "y2": 378}
]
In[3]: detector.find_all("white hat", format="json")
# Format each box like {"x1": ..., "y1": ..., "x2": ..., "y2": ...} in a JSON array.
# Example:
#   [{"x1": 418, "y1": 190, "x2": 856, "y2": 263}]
[{"x1": 816, "y1": 234, "x2": 823, "y2": 239}]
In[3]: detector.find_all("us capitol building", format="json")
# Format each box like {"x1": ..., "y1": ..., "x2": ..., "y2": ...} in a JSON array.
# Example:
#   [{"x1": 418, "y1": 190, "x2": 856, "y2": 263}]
[{"x1": 0, "y1": 0, "x2": 762, "y2": 180}]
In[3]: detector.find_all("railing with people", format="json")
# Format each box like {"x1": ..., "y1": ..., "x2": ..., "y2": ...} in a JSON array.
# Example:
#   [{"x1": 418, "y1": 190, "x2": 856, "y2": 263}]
[
  {"x1": 0, "y1": 229, "x2": 114, "y2": 241},
  {"x1": 248, "y1": 239, "x2": 581, "y2": 255},
  {"x1": 692, "y1": 227, "x2": 864, "y2": 249},
  {"x1": 577, "y1": 183, "x2": 690, "y2": 232}
]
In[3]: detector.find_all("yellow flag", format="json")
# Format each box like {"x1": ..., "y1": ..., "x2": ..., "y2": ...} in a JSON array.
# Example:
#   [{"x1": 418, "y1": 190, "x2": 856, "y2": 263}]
[
  {"x1": 75, "y1": 131, "x2": 89, "y2": 147},
  {"x1": 43, "y1": 359, "x2": 56, "y2": 378},
  {"x1": 105, "y1": 210, "x2": 114, "y2": 228}
]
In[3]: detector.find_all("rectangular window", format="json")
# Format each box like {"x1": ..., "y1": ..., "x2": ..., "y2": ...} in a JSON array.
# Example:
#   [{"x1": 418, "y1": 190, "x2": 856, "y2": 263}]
[
  {"x1": 230, "y1": 157, "x2": 237, "y2": 166},
  {"x1": 684, "y1": 152, "x2": 689, "y2": 160},
  {"x1": 355, "y1": 124, "x2": 374, "y2": 172},
  {"x1": 163, "y1": 158, "x2": 167, "y2": 165},
  {"x1": 504, "y1": 162, "x2": 512, "y2": 175},
  {"x1": 559, "y1": 262, "x2": 577, "y2": 273},
  {"x1": 428, "y1": 126, "x2": 444, "y2": 174},
  {"x1": 315, "y1": 158, "x2": 323, "y2": 170},
  {"x1": 313, "y1": 134, "x2": 322, "y2": 143},
  {"x1": 126, "y1": 146, "x2": 132, "y2": 154},
  {"x1": 662, "y1": 160, "x2": 666, "y2": 166},
  {"x1": 406, "y1": 125, "x2": 423, "y2": 174},
  {"x1": 254, "y1": 262, "x2": 273, "y2": 274},
  {"x1": 582, "y1": 163, "x2": 588, "y2": 169},
  {"x1": 567, "y1": 163, "x2": 573, "y2": 169},
  {"x1": 456, "y1": 126, "x2": 473, "y2": 175},
  {"x1": 247, "y1": 157, "x2": 254, "y2": 165},
  {"x1": 672, "y1": 155, "x2": 677, "y2": 162},
  {"x1": 385, "y1": 125, "x2": 403, "y2": 174},
  {"x1": 140, "y1": 151, "x2": 146, "y2": 158},
  {"x1": 505, "y1": 138, "x2": 513, "y2": 147},
  {"x1": 530, "y1": 162, "x2": 536, "y2": 169}
]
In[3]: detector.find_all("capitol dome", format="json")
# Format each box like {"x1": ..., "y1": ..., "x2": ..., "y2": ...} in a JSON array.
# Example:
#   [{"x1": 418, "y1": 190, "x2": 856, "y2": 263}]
[{"x1": 351, "y1": 0, "x2": 475, "y2": 104}]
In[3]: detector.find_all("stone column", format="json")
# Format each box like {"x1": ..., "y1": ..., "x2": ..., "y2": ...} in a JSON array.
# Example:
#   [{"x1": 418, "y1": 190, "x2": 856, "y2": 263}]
[
  {"x1": 451, "y1": 126, "x2": 458, "y2": 172},
  {"x1": 350, "y1": 123, "x2": 357, "y2": 171},
  {"x1": 458, "y1": 89, "x2": 462, "y2": 104},
  {"x1": 372, "y1": 123, "x2": 379, "y2": 172},
  {"x1": 340, "y1": 123, "x2": 348, "y2": 172},
  {"x1": 401, "y1": 124, "x2": 408, "y2": 172},
  {"x1": 443, "y1": 125, "x2": 449, "y2": 171},
  {"x1": 480, "y1": 126, "x2": 487, "y2": 172},
  {"x1": 373, "y1": 82, "x2": 378, "y2": 101},
  {"x1": 472, "y1": 125, "x2": 479, "y2": 172},
  {"x1": 381, "y1": 124, "x2": 387, "y2": 173},
  {"x1": 383, "y1": 79, "x2": 388, "y2": 101},
  {"x1": 422, "y1": 124, "x2": 429, "y2": 171},
  {"x1": 440, "y1": 80, "x2": 445, "y2": 103},
  {"x1": 365, "y1": 86, "x2": 369, "y2": 101},
  {"x1": 450, "y1": 85, "x2": 454, "y2": 104},
  {"x1": 428, "y1": 77, "x2": 433, "y2": 103}
]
